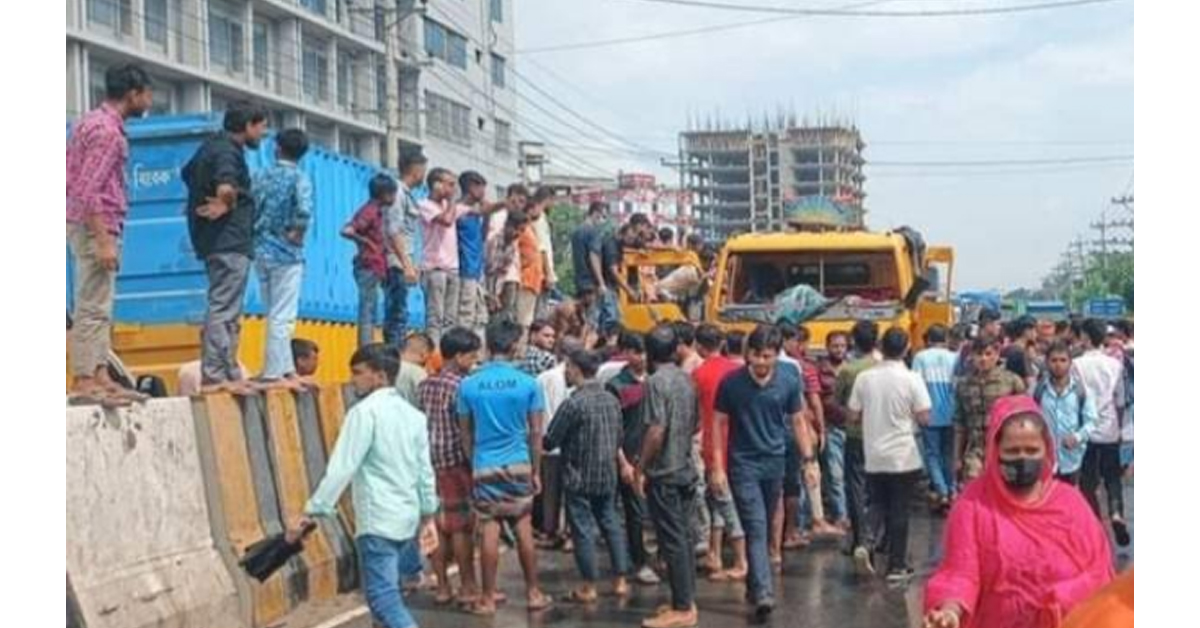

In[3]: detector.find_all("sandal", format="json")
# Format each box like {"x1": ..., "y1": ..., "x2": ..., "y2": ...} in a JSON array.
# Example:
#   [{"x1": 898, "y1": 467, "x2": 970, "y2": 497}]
[
  {"x1": 564, "y1": 589, "x2": 598, "y2": 604},
  {"x1": 527, "y1": 591, "x2": 554, "y2": 611}
]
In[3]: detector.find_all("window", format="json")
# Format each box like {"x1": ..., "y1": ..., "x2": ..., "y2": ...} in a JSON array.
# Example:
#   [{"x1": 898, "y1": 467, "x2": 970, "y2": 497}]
[
  {"x1": 373, "y1": 5, "x2": 386, "y2": 42},
  {"x1": 399, "y1": 68, "x2": 420, "y2": 135},
  {"x1": 423, "y1": 18, "x2": 467, "y2": 70},
  {"x1": 209, "y1": 1, "x2": 245, "y2": 75},
  {"x1": 88, "y1": 0, "x2": 132, "y2": 36},
  {"x1": 425, "y1": 90, "x2": 471, "y2": 146},
  {"x1": 301, "y1": 0, "x2": 327, "y2": 16},
  {"x1": 308, "y1": 121, "x2": 335, "y2": 150},
  {"x1": 303, "y1": 35, "x2": 330, "y2": 103},
  {"x1": 144, "y1": 0, "x2": 168, "y2": 47},
  {"x1": 376, "y1": 61, "x2": 389, "y2": 116},
  {"x1": 490, "y1": 0, "x2": 503, "y2": 23},
  {"x1": 252, "y1": 20, "x2": 270, "y2": 85},
  {"x1": 490, "y1": 54, "x2": 506, "y2": 88},
  {"x1": 337, "y1": 50, "x2": 353, "y2": 108},
  {"x1": 494, "y1": 119, "x2": 511, "y2": 154}
]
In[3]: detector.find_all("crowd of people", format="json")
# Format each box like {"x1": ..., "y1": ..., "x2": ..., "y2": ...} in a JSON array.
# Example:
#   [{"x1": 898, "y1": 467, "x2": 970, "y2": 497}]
[{"x1": 68, "y1": 70, "x2": 1134, "y2": 628}]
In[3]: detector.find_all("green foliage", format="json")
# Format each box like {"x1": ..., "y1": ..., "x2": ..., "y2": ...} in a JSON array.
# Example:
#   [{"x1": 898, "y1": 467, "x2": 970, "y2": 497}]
[{"x1": 547, "y1": 203, "x2": 584, "y2": 296}]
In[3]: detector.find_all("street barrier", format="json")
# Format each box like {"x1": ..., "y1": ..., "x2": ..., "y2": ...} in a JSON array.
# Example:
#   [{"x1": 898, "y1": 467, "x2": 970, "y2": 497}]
[
  {"x1": 66, "y1": 399, "x2": 243, "y2": 628},
  {"x1": 192, "y1": 393, "x2": 291, "y2": 627},
  {"x1": 315, "y1": 385, "x2": 356, "y2": 530},
  {"x1": 295, "y1": 391, "x2": 359, "y2": 591}
]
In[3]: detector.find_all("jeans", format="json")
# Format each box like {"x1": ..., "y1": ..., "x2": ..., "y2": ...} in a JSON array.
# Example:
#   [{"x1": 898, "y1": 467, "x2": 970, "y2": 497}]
[
  {"x1": 383, "y1": 268, "x2": 409, "y2": 349},
  {"x1": 647, "y1": 480, "x2": 697, "y2": 611},
  {"x1": 358, "y1": 534, "x2": 422, "y2": 628},
  {"x1": 421, "y1": 269, "x2": 460, "y2": 346},
  {"x1": 920, "y1": 426, "x2": 957, "y2": 499},
  {"x1": 844, "y1": 437, "x2": 874, "y2": 550},
  {"x1": 691, "y1": 442, "x2": 711, "y2": 552},
  {"x1": 565, "y1": 491, "x2": 631, "y2": 582},
  {"x1": 598, "y1": 290, "x2": 620, "y2": 333},
  {"x1": 731, "y1": 470, "x2": 782, "y2": 603},
  {"x1": 256, "y1": 260, "x2": 303, "y2": 379},
  {"x1": 67, "y1": 224, "x2": 119, "y2": 378},
  {"x1": 201, "y1": 252, "x2": 252, "y2": 385},
  {"x1": 707, "y1": 487, "x2": 744, "y2": 539},
  {"x1": 822, "y1": 426, "x2": 847, "y2": 521},
  {"x1": 355, "y1": 265, "x2": 382, "y2": 348},
  {"x1": 1081, "y1": 443, "x2": 1125, "y2": 520},
  {"x1": 618, "y1": 481, "x2": 649, "y2": 569},
  {"x1": 866, "y1": 471, "x2": 920, "y2": 573}
]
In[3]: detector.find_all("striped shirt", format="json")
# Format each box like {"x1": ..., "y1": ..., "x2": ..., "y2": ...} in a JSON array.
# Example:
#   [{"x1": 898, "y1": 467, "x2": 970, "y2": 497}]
[{"x1": 911, "y1": 347, "x2": 958, "y2": 428}]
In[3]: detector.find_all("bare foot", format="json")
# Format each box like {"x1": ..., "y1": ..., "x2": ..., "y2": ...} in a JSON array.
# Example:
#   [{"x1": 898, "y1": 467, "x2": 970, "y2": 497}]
[
  {"x1": 725, "y1": 566, "x2": 748, "y2": 581},
  {"x1": 613, "y1": 578, "x2": 630, "y2": 597},
  {"x1": 812, "y1": 522, "x2": 845, "y2": 538}
]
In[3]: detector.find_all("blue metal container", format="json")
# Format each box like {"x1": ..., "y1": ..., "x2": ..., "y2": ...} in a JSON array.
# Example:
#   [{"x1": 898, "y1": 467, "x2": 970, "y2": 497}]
[{"x1": 67, "y1": 114, "x2": 426, "y2": 328}]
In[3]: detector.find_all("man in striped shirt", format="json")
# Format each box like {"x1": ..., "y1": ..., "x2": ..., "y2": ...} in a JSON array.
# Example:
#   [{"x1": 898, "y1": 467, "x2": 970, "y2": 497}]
[
  {"x1": 911, "y1": 324, "x2": 959, "y2": 510},
  {"x1": 66, "y1": 64, "x2": 153, "y2": 403}
]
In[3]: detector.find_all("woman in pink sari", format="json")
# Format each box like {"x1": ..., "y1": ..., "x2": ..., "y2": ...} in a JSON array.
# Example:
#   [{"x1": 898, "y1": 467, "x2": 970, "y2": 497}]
[{"x1": 924, "y1": 395, "x2": 1114, "y2": 628}]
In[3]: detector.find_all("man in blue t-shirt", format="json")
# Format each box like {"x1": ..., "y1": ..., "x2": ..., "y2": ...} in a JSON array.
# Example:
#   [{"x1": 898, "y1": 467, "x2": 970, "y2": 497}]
[
  {"x1": 455, "y1": 171, "x2": 503, "y2": 340},
  {"x1": 458, "y1": 320, "x2": 551, "y2": 614},
  {"x1": 710, "y1": 324, "x2": 816, "y2": 619},
  {"x1": 911, "y1": 324, "x2": 959, "y2": 509}
]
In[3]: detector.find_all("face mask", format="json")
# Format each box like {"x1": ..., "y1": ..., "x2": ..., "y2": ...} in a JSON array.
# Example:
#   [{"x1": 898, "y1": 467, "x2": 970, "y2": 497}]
[{"x1": 1000, "y1": 457, "x2": 1043, "y2": 489}]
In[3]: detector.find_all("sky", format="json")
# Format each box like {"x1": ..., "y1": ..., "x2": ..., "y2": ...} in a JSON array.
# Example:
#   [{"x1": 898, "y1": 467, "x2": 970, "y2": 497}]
[{"x1": 510, "y1": 0, "x2": 1134, "y2": 291}]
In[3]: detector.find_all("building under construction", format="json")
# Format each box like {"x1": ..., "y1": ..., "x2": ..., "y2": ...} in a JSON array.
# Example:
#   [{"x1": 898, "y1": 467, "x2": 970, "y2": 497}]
[{"x1": 679, "y1": 114, "x2": 866, "y2": 240}]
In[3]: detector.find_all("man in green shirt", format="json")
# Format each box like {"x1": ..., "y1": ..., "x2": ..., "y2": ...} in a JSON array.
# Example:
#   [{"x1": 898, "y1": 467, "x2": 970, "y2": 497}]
[
  {"x1": 290, "y1": 343, "x2": 439, "y2": 628},
  {"x1": 832, "y1": 320, "x2": 882, "y2": 575}
]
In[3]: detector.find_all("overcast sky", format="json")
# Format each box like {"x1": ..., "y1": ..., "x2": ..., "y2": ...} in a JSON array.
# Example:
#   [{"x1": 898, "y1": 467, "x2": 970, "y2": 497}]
[{"x1": 510, "y1": 0, "x2": 1133, "y2": 291}]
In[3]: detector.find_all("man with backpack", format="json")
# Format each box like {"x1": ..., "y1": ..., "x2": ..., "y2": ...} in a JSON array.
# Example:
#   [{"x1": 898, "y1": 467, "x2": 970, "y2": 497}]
[{"x1": 1034, "y1": 342, "x2": 1099, "y2": 486}]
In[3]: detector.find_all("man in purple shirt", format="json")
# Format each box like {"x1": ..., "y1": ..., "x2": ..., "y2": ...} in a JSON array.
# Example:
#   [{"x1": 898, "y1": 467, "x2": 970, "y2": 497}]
[{"x1": 66, "y1": 64, "x2": 153, "y2": 403}]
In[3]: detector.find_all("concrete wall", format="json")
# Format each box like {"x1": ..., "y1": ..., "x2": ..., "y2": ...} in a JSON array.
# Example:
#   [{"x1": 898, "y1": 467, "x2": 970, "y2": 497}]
[{"x1": 66, "y1": 399, "x2": 244, "y2": 628}]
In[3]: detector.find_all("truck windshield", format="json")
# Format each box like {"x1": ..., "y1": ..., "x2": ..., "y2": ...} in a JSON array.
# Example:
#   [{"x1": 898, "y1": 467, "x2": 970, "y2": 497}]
[{"x1": 723, "y1": 250, "x2": 901, "y2": 305}]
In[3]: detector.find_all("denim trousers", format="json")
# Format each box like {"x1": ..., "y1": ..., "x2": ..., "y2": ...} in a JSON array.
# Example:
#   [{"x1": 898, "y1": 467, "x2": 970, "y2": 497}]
[
  {"x1": 731, "y1": 469, "x2": 783, "y2": 603},
  {"x1": 618, "y1": 481, "x2": 650, "y2": 569},
  {"x1": 383, "y1": 268, "x2": 409, "y2": 349},
  {"x1": 355, "y1": 265, "x2": 382, "y2": 348},
  {"x1": 256, "y1": 260, "x2": 303, "y2": 379},
  {"x1": 822, "y1": 426, "x2": 848, "y2": 521},
  {"x1": 358, "y1": 534, "x2": 422, "y2": 628},
  {"x1": 565, "y1": 490, "x2": 631, "y2": 582},
  {"x1": 919, "y1": 426, "x2": 957, "y2": 498}
]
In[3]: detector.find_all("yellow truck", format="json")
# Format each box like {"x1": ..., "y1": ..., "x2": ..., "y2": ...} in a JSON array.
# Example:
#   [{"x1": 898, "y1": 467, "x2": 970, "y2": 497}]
[{"x1": 619, "y1": 228, "x2": 955, "y2": 349}]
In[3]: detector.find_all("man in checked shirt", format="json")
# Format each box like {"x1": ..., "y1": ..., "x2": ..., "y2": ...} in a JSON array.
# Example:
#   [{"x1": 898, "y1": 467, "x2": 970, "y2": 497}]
[
  {"x1": 417, "y1": 326, "x2": 483, "y2": 607},
  {"x1": 66, "y1": 64, "x2": 153, "y2": 404}
]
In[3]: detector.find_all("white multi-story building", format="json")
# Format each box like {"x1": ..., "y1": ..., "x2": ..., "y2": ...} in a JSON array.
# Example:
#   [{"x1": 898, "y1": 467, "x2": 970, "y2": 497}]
[{"x1": 66, "y1": 0, "x2": 519, "y2": 185}]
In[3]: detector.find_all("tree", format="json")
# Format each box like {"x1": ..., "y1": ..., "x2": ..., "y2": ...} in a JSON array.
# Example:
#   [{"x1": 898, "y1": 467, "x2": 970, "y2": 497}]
[{"x1": 547, "y1": 203, "x2": 584, "y2": 297}]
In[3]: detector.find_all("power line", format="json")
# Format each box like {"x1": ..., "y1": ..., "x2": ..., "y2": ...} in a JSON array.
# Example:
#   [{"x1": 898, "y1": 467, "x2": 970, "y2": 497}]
[
  {"x1": 869, "y1": 154, "x2": 1132, "y2": 167},
  {"x1": 614, "y1": 0, "x2": 1124, "y2": 17},
  {"x1": 516, "y1": 0, "x2": 893, "y2": 54}
]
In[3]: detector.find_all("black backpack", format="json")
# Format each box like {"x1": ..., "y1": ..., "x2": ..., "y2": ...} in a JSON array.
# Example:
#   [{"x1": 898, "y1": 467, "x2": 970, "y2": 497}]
[{"x1": 1033, "y1": 378, "x2": 1088, "y2": 429}]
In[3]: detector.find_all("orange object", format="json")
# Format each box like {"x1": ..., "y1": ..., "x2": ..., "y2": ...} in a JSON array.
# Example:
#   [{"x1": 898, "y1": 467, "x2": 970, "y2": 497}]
[{"x1": 1059, "y1": 567, "x2": 1133, "y2": 628}]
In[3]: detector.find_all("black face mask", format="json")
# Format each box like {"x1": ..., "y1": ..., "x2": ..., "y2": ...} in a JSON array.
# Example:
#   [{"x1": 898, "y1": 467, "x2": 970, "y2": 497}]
[{"x1": 1000, "y1": 457, "x2": 1043, "y2": 489}]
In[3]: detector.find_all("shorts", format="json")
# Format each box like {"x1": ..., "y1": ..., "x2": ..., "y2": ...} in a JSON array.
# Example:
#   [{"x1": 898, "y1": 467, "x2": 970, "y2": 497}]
[
  {"x1": 473, "y1": 463, "x2": 535, "y2": 521},
  {"x1": 707, "y1": 487, "x2": 744, "y2": 539},
  {"x1": 436, "y1": 465, "x2": 474, "y2": 534}
]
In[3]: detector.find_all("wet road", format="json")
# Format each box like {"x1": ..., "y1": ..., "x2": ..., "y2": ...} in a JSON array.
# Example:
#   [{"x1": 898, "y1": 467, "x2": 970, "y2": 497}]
[{"x1": 343, "y1": 483, "x2": 1133, "y2": 628}]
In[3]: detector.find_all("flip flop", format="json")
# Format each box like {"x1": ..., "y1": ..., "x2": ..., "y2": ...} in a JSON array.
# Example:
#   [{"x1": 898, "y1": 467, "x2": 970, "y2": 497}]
[
  {"x1": 466, "y1": 602, "x2": 497, "y2": 616},
  {"x1": 707, "y1": 570, "x2": 730, "y2": 582},
  {"x1": 434, "y1": 591, "x2": 455, "y2": 606},
  {"x1": 1112, "y1": 518, "x2": 1131, "y2": 547}
]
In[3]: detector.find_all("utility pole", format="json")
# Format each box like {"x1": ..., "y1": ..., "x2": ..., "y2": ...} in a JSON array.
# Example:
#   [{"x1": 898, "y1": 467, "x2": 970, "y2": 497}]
[{"x1": 348, "y1": 1, "x2": 427, "y2": 169}]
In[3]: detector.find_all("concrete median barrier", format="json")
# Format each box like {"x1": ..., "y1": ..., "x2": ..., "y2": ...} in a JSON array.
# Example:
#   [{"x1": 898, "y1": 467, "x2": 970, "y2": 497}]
[
  {"x1": 192, "y1": 393, "x2": 291, "y2": 627},
  {"x1": 315, "y1": 385, "x2": 356, "y2": 531},
  {"x1": 66, "y1": 399, "x2": 243, "y2": 628},
  {"x1": 295, "y1": 391, "x2": 359, "y2": 591}
]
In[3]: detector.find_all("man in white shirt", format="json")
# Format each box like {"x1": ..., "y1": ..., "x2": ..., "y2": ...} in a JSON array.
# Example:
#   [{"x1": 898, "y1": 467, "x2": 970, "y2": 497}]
[
  {"x1": 528, "y1": 188, "x2": 557, "y2": 318},
  {"x1": 1073, "y1": 318, "x2": 1130, "y2": 546},
  {"x1": 847, "y1": 327, "x2": 931, "y2": 583}
]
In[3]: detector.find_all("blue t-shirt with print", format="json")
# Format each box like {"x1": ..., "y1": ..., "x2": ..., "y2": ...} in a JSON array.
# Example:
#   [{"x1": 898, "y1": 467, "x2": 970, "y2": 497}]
[{"x1": 457, "y1": 361, "x2": 545, "y2": 469}]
